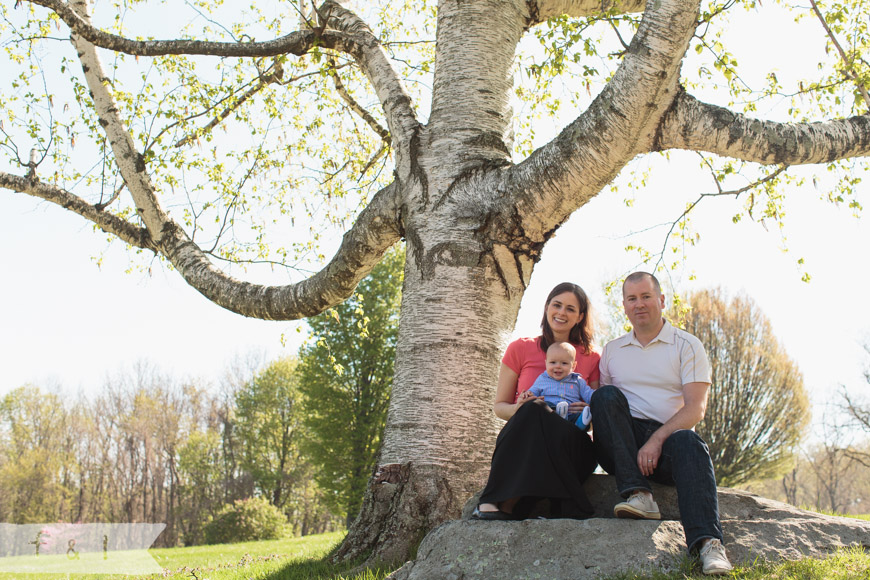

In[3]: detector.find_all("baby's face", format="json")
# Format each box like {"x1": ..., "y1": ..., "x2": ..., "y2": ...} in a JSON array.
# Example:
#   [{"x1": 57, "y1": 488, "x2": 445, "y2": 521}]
[{"x1": 546, "y1": 352, "x2": 574, "y2": 380}]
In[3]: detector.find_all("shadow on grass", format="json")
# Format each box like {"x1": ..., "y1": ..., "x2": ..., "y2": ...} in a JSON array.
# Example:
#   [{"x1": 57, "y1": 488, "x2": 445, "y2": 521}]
[
  {"x1": 257, "y1": 547, "x2": 397, "y2": 580},
  {"x1": 258, "y1": 557, "x2": 394, "y2": 580}
]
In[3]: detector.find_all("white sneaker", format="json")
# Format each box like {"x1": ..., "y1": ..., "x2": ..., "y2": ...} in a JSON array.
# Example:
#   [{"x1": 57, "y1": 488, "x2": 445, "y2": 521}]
[
  {"x1": 699, "y1": 538, "x2": 733, "y2": 575},
  {"x1": 576, "y1": 406, "x2": 592, "y2": 430},
  {"x1": 613, "y1": 491, "x2": 661, "y2": 519}
]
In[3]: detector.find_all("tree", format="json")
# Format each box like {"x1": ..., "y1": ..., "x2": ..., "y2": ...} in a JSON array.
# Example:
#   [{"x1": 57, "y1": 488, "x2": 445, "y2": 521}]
[
  {"x1": 298, "y1": 244, "x2": 402, "y2": 526},
  {"x1": 0, "y1": 386, "x2": 77, "y2": 523},
  {"x1": 681, "y1": 288, "x2": 810, "y2": 486},
  {"x1": 841, "y1": 342, "x2": 870, "y2": 469},
  {"x1": 3, "y1": 0, "x2": 870, "y2": 562},
  {"x1": 234, "y1": 358, "x2": 307, "y2": 509}
]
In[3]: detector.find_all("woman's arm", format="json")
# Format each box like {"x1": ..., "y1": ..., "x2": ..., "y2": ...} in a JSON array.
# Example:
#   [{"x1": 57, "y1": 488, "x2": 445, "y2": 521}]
[{"x1": 493, "y1": 363, "x2": 524, "y2": 420}]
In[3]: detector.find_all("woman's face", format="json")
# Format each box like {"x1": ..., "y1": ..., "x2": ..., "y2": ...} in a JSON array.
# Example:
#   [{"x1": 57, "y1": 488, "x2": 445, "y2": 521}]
[{"x1": 546, "y1": 291, "x2": 583, "y2": 337}]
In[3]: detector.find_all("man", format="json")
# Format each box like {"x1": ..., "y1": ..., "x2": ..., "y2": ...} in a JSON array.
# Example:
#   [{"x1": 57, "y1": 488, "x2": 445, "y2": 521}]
[{"x1": 591, "y1": 272, "x2": 733, "y2": 575}]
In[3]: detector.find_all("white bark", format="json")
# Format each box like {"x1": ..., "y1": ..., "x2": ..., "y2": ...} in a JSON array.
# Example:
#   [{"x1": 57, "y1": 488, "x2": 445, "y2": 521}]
[
  {"x1": 427, "y1": 0, "x2": 528, "y2": 170},
  {"x1": 70, "y1": 0, "x2": 169, "y2": 241},
  {"x1": 659, "y1": 91, "x2": 870, "y2": 164},
  {"x1": 491, "y1": 0, "x2": 698, "y2": 244}
]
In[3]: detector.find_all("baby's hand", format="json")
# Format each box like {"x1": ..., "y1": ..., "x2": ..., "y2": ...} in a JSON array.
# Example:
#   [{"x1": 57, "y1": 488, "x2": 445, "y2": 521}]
[{"x1": 517, "y1": 390, "x2": 541, "y2": 407}]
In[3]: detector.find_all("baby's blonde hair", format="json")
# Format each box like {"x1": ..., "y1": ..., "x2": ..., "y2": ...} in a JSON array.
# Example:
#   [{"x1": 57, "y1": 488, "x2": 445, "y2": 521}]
[{"x1": 547, "y1": 341, "x2": 576, "y2": 360}]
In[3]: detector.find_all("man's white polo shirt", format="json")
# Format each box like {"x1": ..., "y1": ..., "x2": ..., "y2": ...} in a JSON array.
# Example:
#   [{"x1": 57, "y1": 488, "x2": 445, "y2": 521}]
[{"x1": 599, "y1": 319, "x2": 712, "y2": 425}]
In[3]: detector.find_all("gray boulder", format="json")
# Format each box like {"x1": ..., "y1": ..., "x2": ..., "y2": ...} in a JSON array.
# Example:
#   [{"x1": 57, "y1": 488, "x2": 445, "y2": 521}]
[{"x1": 389, "y1": 475, "x2": 870, "y2": 579}]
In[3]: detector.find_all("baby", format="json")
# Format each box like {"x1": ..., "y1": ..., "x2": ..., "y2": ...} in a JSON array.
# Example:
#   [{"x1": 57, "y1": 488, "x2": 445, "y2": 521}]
[{"x1": 527, "y1": 342, "x2": 593, "y2": 429}]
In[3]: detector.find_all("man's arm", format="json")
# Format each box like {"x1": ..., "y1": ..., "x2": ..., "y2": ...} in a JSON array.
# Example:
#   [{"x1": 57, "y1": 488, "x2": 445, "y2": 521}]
[
  {"x1": 598, "y1": 343, "x2": 612, "y2": 386},
  {"x1": 637, "y1": 382, "x2": 710, "y2": 476}
]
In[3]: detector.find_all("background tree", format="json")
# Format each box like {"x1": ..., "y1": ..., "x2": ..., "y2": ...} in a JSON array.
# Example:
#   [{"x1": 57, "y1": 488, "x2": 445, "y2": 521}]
[
  {"x1": 234, "y1": 357, "x2": 306, "y2": 510},
  {"x1": 3, "y1": 0, "x2": 870, "y2": 561},
  {"x1": 744, "y1": 413, "x2": 870, "y2": 516},
  {"x1": 176, "y1": 429, "x2": 225, "y2": 545},
  {"x1": 0, "y1": 386, "x2": 77, "y2": 523},
  {"x1": 298, "y1": 244, "x2": 402, "y2": 526},
  {"x1": 841, "y1": 342, "x2": 870, "y2": 469},
  {"x1": 681, "y1": 288, "x2": 810, "y2": 486}
]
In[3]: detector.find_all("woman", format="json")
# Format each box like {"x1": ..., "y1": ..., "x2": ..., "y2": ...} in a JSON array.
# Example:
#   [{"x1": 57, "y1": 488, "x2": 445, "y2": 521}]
[{"x1": 472, "y1": 282, "x2": 600, "y2": 520}]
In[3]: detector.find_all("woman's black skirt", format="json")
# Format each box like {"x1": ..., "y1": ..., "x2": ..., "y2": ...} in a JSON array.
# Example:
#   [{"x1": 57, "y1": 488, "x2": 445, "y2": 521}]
[{"x1": 479, "y1": 401, "x2": 597, "y2": 519}]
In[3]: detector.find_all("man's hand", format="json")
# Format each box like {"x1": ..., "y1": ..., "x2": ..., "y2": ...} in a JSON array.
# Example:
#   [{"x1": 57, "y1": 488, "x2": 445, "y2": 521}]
[
  {"x1": 637, "y1": 438, "x2": 663, "y2": 476},
  {"x1": 635, "y1": 382, "x2": 710, "y2": 476}
]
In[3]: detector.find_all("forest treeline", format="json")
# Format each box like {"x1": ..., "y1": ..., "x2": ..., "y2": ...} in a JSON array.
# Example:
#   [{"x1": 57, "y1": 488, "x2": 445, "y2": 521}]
[{"x1": 0, "y1": 364, "x2": 336, "y2": 547}]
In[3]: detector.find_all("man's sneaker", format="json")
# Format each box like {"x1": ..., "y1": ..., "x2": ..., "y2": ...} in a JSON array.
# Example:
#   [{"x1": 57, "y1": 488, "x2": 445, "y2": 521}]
[
  {"x1": 613, "y1": 491, "x2": 661, "y2": 519},
  {"x1": 699, "y1": 538, "x2": 733, "y2": 575}
]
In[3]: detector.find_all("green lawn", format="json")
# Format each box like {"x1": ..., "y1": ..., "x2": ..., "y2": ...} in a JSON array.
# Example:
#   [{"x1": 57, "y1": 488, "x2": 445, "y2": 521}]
[
  {"x1": 0, "y1": 532, "x2": 389, "y2": 580},
  {"x1": 1, "y1": 526, "x2": 868, "y2": 580},
  {"x1": 149, "y1": 532, "x2": 349, "y2": 579},
  {"x1": 146, "y1": 531, "x2": 396, "y2": 580}
]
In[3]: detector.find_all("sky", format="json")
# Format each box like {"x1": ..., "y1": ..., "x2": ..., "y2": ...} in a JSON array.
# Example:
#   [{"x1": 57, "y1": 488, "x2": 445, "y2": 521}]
[{"x1": 1, "y1": 1, "x2": 869, "y2": 431}]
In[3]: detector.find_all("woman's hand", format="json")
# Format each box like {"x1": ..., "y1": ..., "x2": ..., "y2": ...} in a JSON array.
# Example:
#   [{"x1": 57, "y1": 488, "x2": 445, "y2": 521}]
[{"x1": 567, "y1": 401, "x2": 588, "y2": 414}]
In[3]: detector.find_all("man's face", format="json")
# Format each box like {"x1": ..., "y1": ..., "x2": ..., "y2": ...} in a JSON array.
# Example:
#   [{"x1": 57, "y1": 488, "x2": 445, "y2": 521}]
[
  {"x1": 546, "y1": 350, "x2": 575, "y2": 380},
  {"x1": 623, "y1": 277, "x2": 665, "y2": 331}
]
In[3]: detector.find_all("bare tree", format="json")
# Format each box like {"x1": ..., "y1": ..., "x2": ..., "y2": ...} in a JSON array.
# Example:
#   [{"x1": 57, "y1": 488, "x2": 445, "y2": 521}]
[
  {"x1": 840, "y1": 344, "x2": 870, "y2": 469},
  {"x1": 683, "y1": 289, "x2": 810, "y2": 486}
]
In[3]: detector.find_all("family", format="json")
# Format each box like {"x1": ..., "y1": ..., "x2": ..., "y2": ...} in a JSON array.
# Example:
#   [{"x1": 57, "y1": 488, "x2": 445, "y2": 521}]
[{"x1": 471, "y1": 272, "x2": 733, "y2": 576}]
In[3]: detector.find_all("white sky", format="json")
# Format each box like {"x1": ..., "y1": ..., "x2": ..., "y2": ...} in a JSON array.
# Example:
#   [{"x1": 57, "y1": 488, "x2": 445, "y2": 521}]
[{"x1": 1, "y1": 1, "x2": 869, "y2": 426}]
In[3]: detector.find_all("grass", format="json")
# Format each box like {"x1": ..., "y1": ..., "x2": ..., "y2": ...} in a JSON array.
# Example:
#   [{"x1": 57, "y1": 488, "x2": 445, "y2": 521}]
[
  {"x1": 0, "y1": 532, "x2": 391, "y2": 580},
  {"x1": 1, "y1": 525, "x2": 868, "y2": 580},
  {"x1": 607, "y1": 546, "x2": 870, "y2": 579},
  {"x1": 800, "y1": 508, "x2": 870, "y2": 522}
]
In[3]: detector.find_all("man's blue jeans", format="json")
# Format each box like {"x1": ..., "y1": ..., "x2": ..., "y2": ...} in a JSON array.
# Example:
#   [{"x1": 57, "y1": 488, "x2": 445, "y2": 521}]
[{"x1": 590, "y1": 385, "x2": 723, "y2": 552}]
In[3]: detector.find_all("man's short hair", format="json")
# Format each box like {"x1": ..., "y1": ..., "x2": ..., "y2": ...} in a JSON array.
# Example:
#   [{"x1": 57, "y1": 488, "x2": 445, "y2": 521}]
[{"x1": 623, "y1": 271, "x2": 662, "y2": 296}]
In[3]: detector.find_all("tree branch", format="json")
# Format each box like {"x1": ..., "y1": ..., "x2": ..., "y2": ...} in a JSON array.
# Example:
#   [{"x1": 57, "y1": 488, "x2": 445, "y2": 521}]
[
  {"x1": 318, "y1": 1, "x2": 418, "y2": 174},
  {"x1": 0, "y1": 171, "x2": 155, "y2": 251},
  {"x1": 69, "y1": 0, "x2": 170, "y2": 242},
  {"x1": 808, "y1": 0, "x2": 870, "y2": 113},
  {"x1": 328, "y1": 57, "x2": 390, "y2": 143},
  {"x1": 652, "y1": 164, "x2": 787, "y2": 271},
  {"x1": 658, "y1": 90, "x2": 870, "y2": 164},
  {"x1": 25, "y1": 0, "x2": 345, "y2": 57},
  {"x1": 174, "y1": 59, "x2": 292, "y2": 148},
  {"x1": 37, "y1": 0, "x2": 404, "y2": 321},
  {"x1": 30, "y1": 0, "x2": 418, "y2": 177},
  {"x1": 161, "y1": 181, "x2": 404, "y2": 320},
  {"x1": 497, "y1": 0, "x2": 699, "y2": 243}
]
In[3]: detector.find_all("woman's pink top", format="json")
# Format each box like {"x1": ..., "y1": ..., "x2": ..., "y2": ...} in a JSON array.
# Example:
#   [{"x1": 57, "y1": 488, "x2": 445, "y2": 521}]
[{"x1": 502, "y1": 336, "x2": 601, "y2": 403}]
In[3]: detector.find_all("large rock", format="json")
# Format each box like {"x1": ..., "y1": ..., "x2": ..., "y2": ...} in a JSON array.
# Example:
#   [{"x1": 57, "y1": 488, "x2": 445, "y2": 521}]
[{"x1": 389, "y1": 475, "x2": 870, "y2": 579}]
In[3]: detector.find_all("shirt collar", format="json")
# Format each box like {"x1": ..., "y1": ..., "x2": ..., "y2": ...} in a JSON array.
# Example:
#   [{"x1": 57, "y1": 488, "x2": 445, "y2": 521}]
[{"x1": 623, "y1": 319, "x2": 674, "y2": 347}]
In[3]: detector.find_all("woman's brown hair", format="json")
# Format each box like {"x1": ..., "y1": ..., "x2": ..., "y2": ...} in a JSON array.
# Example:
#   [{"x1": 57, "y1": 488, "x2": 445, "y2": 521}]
[{"x1": 539, "y1": 282, "x2": 594, "y2": 354}]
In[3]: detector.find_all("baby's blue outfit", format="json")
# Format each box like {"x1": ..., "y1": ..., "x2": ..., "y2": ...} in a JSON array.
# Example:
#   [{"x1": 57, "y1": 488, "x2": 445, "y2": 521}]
[{"x1": 528, "y1": 372, "x2": 594, "y2": 428}]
